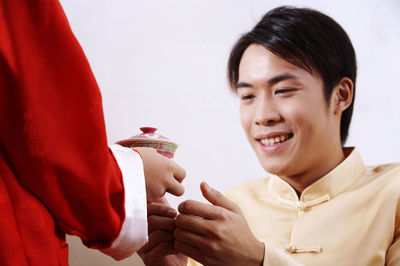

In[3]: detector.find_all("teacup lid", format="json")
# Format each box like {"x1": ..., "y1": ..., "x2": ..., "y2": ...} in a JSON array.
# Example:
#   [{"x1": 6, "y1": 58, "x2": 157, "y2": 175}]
[{"x1": 116, "y1": 127, "x2": 177, "y2": 146}]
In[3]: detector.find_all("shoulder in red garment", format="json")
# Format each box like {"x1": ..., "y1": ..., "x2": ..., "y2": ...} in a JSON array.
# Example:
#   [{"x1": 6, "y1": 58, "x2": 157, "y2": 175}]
[{"x1": 0, "y1": 0, "x2": 126, "y2": 264}]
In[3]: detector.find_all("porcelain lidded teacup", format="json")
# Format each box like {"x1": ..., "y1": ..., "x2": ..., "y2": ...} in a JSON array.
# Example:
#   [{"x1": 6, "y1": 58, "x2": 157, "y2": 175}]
[{"x1": 116, "y1": 127, "x2": 178, "y2": 158}]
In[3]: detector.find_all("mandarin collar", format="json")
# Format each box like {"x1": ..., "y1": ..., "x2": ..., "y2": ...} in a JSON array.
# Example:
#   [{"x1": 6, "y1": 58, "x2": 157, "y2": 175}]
[{"x1": 267, "y1": 147, "x2": 366, "y2": 203}]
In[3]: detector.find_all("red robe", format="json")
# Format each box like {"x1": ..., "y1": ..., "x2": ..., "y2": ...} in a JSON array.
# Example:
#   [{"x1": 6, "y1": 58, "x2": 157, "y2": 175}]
[{"x1": 0, "y1": 0, "x2": 139, "y2": 265}]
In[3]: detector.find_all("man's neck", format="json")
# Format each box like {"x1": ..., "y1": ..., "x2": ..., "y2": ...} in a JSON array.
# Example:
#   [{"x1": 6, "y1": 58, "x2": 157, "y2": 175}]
[{"x1": 279, "y1": 148, "x2": 346, "y2": 198}]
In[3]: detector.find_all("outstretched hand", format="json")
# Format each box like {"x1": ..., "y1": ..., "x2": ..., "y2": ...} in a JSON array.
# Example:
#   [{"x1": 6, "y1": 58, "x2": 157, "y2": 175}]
[
  {"x1": 134, "y1": 147, "x2": 186, "y2": 203},
  {"x1": 174, "y1": 182, "x2": 264, "y2": 266}
]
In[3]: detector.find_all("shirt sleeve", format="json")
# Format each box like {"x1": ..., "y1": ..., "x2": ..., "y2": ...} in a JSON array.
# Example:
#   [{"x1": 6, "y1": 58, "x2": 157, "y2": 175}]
[
  {"x1": 386, "y1": 195, "x2": 400, "y2": 265},
  {"x1": 386, "y1": 237, "x2": 400, "y2": 265},
  {"x1": 0, "y1": 0, "x2": 146, "y2": 259},
  {"x1": 101, "y1": 145, "x2": 148, "y2": 260}
]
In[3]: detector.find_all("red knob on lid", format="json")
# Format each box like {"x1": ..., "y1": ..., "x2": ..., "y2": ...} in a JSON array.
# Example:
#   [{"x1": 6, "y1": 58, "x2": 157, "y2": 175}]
[{"x1": 140, "y1": 127, "x2": 157, "y2": 134}]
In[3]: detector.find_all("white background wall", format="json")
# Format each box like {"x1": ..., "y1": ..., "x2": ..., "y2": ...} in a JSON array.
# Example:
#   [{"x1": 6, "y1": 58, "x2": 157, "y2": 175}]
[{"x1": 58, "y1": 0, "x2": 400, "y2": 265}]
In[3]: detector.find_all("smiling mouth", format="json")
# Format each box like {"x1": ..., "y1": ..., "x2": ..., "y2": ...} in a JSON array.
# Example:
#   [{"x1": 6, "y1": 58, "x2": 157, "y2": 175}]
[{"x1": 258, "y1": 133, "x2": 293, "y2": 146}]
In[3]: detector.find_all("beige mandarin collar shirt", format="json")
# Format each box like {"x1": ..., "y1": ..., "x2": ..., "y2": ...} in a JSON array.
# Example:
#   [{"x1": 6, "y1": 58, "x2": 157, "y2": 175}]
[
  {"x1": 269, "y1": 148, "x2": 364, "y2": 204},
  {"x1": 205, "y1": 148, "x2": 400, "y2": 266}
]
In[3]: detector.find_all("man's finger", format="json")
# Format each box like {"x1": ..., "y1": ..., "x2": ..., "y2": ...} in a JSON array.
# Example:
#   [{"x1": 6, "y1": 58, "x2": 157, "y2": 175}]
[
  {"x1": 175, "y1": 213, "x2": 209, "y2": 235},
  {"x1": 147, "y1": 241, "x2": 177, "y2": 257},
  {"x1": 140, "y1": 230, "x2": 175, "y2": 253},
  {"x1": 200, "y1": 182, "x2": 239, "y2": 213},
  {"x1": 178, "y1": 200, "x2": 221, "y2": 219},
  {"x1": 148, "y1": 201, "x2": 177, "y2": 218},
  {"x1": 148, "y1": 215, "x2": 176, "y2": 233},
  {"x1": 174, "y1": 240, "x2": 204, "y2": 264},
  {"x1": 174, "y1": 228, "x2": 209, "y2": 250}
]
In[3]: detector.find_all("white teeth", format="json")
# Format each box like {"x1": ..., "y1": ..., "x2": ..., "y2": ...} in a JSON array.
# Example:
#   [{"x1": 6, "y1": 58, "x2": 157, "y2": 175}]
[{"x1": 260, "y1": 134, "x2": 290, "y2": 146}]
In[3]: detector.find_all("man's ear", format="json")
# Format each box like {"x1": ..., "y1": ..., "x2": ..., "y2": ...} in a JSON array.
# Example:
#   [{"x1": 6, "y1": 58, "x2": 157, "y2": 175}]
[{"x1": 331, "y1": 77, "x2": 354, "y2": 115}]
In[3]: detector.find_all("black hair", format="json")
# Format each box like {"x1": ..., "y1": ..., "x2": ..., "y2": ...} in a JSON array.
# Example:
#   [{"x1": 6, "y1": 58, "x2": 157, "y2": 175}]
[{"x1": 227, "y1": 6, "x2": 357, "y2": 144}]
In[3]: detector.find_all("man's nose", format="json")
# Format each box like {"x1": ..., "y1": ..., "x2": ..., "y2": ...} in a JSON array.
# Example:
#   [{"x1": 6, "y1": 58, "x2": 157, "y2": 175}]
[{"x1": 254, "y1": 97, "x2": 282, "y2": 126}]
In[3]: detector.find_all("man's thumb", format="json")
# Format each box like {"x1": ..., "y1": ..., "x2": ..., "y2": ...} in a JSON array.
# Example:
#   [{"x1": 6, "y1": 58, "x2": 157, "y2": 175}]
[{"x1": 200, "y1": 182, "x2": 238, "y2": 212}]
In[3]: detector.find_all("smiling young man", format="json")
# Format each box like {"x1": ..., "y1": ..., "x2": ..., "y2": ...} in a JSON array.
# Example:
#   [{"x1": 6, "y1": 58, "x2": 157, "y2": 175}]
[
  {"x1": 138, "y1": 6, "x2": 400, "y2": 266},
  {"x1": 236, "y1": 44, "x2": 353, "y2": 195}
]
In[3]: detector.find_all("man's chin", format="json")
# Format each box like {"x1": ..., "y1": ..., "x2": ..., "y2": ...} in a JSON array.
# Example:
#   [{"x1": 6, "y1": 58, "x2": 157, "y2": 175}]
[
  {"x1": 261, "y1": 163, "x2": 286, "y2": 176},
  {"x1": 255, "y1": 149, "x2": 293, "y2": 173}
]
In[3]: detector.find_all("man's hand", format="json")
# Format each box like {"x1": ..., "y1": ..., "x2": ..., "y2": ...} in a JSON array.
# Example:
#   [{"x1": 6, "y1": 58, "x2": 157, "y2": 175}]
[
  {"x1": 134, "y1": 147, "x2": 186, "y2": 203},
  {"x1": 138, "y1": 197, "x2": 188, "y2": 266},
  {"x1": 174, "y1": 182, "x2": 264, "y2": 266}
]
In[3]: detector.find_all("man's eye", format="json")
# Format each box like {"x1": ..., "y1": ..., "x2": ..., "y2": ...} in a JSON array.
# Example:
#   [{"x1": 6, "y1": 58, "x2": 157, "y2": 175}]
[
  {"x1": 275, "y1": 88, "x2": 297, "y2": 95},
  {"x1": 241, "y1": 95, "x2": 255, "y2": 101}
]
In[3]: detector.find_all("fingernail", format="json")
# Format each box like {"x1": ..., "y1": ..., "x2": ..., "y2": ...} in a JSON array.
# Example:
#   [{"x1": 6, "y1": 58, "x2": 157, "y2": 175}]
[
  {"x1": 168, "y1": 209, "x2": 177, "y2": 217},
  {"x1": 204, "y1": 182, "x2": 212, "y2": 192}
]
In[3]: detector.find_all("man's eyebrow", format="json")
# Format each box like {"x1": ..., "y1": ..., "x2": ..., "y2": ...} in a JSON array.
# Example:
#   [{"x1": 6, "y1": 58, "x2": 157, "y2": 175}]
[
  {"x1": 268, "y1": 73, "x2": 298, "y2": 85},
  {"x1": 235, "y1": 82, "x2": 252, "y2": 89},
  {"x1": 235, "y1": 73, "x2": 298, "y2": 90}
]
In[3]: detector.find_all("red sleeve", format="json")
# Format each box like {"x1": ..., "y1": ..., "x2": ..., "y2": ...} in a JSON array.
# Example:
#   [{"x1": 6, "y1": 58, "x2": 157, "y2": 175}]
[{"x1": 0, "y1": 0, "x2": 125, "y2": 248}]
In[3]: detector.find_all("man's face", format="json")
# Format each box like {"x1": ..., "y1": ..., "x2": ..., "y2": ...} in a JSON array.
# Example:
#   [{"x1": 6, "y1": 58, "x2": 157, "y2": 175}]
[{"x1": 238, "y1": 44, "x2": 341, "y2": 178}]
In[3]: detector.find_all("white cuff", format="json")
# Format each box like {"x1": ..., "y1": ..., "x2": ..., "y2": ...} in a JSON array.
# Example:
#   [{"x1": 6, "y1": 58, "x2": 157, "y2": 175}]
[
  {"x1": 101, "y1": 144, "x2": 148, "y2": 260},
  {"x1": 263, "y1": 245, "x2": 304, "y2": 266}
]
